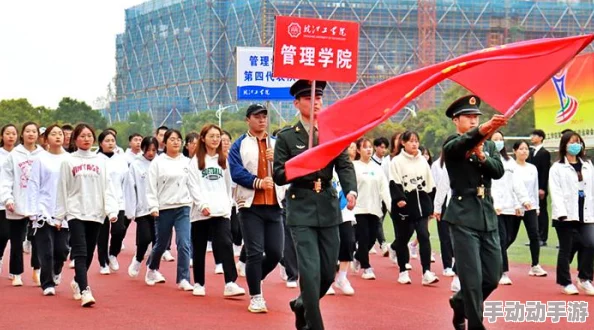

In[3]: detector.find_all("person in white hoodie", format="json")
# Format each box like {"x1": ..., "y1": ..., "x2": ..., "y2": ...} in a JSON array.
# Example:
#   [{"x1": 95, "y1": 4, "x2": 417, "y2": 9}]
[
  {"x1": 26, "y1": 125, "x2": 70, "y2": 296},
  {"x1": 96, "y1": 130, "x2": 130, "y2": 275},
  {"x1": 124, "y1": 133, "x2": 143, "y2": 165},
  {"x1": 0, "y1": 121, "x2": 44, "y2": 287},
  {"x1": 55, "y1": 123, "x2": 119, "y2": 307},
  {"x1": 186, "y1": 124, "x2": 245, "y2": 297},
  {"x1": 352, "y1": 137, "x2": 391, "y2": 280},
  {"x1": 389, "y1": 131, "x2": 438, "y2": 286},
  {"x1": 0, "y1": 124, "x2": 18, "y2": 276},
  {"x1": 145, "y1": 129, "x2": 193, "y2": 292},
  {"x1": 550, "y1": 131, "x2": 594, "y2": 296},
  {"x1": 125, "y1": 136, "x2": 159, "y2": 278}
]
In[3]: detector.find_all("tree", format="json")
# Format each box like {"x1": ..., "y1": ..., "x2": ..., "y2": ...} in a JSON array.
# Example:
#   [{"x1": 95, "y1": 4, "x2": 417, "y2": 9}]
[
  {"x1": 54, "y1": 97, "x2": 107, "y2": 130},
  {"x1": 107, "y1": 113, "x2": 154, "y2": 147},
  {"x1": 0, "y1": 99, "x2": 44, "y2": 128}
]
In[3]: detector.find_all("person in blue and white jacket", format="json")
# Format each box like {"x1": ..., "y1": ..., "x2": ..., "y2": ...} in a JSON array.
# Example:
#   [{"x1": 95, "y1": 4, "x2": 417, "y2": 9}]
[{"x1": 228, "y1": 104, "x2": 285, "y2": 313}]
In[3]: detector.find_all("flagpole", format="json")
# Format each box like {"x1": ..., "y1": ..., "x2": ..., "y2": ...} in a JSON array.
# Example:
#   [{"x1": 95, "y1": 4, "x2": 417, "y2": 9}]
[
  {"x1": 308, "y1": 80, "x2": 316, "y2": 149},
  {"x1": 266, "y1": 100, "x2": 272, "y2": 177}
]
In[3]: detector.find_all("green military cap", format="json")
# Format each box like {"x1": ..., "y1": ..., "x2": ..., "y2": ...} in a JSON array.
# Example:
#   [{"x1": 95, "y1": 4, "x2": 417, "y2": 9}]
[
  {"x1": 445, "y1": 95, "x2": 483, "y2": 118},
  {"x1": 290, "y1": 79, "x2": 327, "y2": 99}
]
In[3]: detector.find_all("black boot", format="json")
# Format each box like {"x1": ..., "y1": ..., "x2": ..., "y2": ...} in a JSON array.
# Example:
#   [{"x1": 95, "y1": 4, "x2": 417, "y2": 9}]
[
  {"x1": 449, "y1": 297, "x2": 466, "y2": 330},
  {"x1": 289, "y1": 299, "x2": 308, "y2": 330}
]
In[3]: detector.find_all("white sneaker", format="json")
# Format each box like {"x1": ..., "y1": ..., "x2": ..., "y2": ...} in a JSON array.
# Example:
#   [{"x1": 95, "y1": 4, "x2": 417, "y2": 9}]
[
  {"x1": 71, "y1": 280, "x2": 82, "y2": 300},
  {"x1": 43, "y1": 287, "x2": 56, "y2": 296},
  {"x1": 108, "y1": 255, "x2": 119, "y2": 271},
  {"x1": 326, "y1": 286, "x2": 336, "y2": 295},
  {"x1": 563, "y1": 284, "x2": 579, "y2": 295},
  {"x1": 351, "y1": 259, "x2": 361, "y2": 273},
  {"x1": 192, "y1": 283, "x2": 206, "y2": 296},
  {"x1": 422, "y1": 270, "x2": 439, "y2": 286},
  {"x1": 190, "y1": 259, "x2": 193, "y2": 268},
  {"x1": 53, "y1": 273, "x2": 62, "y2": 286},
  {"x1": 408, "y1": 242, "x2": 418, "y2": 259},
  {"x1": 286, "y1": 281, "x2": 298, "y2": 288},
  {"x1": 405, "y1": 263, "x2": 413, "y2": 270},
  {"x1": 369, "y1": 246, "x2": 378, "y2": 254},
  {"x1": 233, "y1": 245, "x2": 242, "y2": 257},
  {"x1": 0, "y1": 259, "x2": 3, "y2": 275},
  {"x1": 528, "y1": 265, "x2": 548, "y2": 277},
  {"x1": 380, "y1": 242, "x2": 389, "y2": 257},
  {"x1": 128, "y1": 258, "x2": 141, "y2": 278},
  {"x1": 577, "y1": 280, "x2": 594, "y2": 296},
  {"x1": 206, "y1": 241, "x2": 213, "y2": 253},
  {"x1": 69, "y1": 260, "x2": 75, "y2": 269},
  {"x1": 431, "y1": 252, "x2": 436, "y2": 263},
  {"x1": 12, "y1": 275, "x2": 23, "y2": 287},
  {"x1": 335, "y1": 278, "x2": 355, "y2": 295},
  {"x1": 398, "y1": 271, "x2": 412, "y2": 284},
  {"x1": 8, "y1": 273, "x2": 14, "y2": 280},
  {"x1": 32, "y1": 269, "x2": 41, "y2": 287},
  {"x1": 248, "y1": 295, "x2": 268, "y2": 313},
  {"x1": 121, "y1": 243, "x2": 126, "y2": 251},
  {"x1": 443, "y1": 268, "x2": 455, "y2": 277},
  {"x1": 388, "y1": 248, "x2": 398, "y2": 264},
  {"x1": 236, "y1": 261, "x2": 246, "y2": 277},
  {"x1": 224, "y1": 282, "x2": 246, "y2": 297},
  {"x1": 279, "y1": 265, "x2": 288, "y2": 281},
  {"x1": 154, "y1": 270, "x2": 166, "y2": 283},
  {"x1": 81, "y1": 287, "x2": 96, "y2": 307},
  {"x1": 23, "y1": 240, "x2": 32, "y2": 254},
  {"x1": 214, "y1": 264, "x2": 224, "y2": 274},
  {"x1": 361, "y1": 268, "x2": 376, "y2": 280},
  {"x1": 499, "y1": 273, "x2": 512, "y2": 285},
  {"x1": 99, "y1": 266, "x2": 111, "y2": 275},
  {"x1": 178, "y1": 279, "x2": 193, "y2": 291},
  {"x1": 161, "y1": 250, "x2": 175, "y2": 262},
  {"x1": 145, "y1": 269, "x2": 166, "y2": 286},
  {"x1": 451, "y1": 276, "x2": 461, "y2": 292}
]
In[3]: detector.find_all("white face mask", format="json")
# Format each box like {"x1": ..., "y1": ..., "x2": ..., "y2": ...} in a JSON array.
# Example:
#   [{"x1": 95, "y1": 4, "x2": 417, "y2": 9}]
[{"x1": 494, "y1": 140, "x2": 505, "y2": 152}]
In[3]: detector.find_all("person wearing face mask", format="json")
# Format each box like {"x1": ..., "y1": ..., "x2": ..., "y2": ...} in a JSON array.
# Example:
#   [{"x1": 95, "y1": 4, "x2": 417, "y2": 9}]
[
  {"x1": 352, "y1": 137, "x2": 391, "y2": 281},
  {"x1": 550, "y1": 131, "x2": 594, "y2": 296},
  {"x1": 0, "y1": 124, "x2": 18, "y2": 276}
]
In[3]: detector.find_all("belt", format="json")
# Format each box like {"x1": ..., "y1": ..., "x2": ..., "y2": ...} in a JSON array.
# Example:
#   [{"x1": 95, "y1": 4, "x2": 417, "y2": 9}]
[
  {"x1": 291, "y1": 180, "x2": 331, "y2": 193},
  {"x1": 452, "y1": 187, "x2": 491, "y2": 198}
]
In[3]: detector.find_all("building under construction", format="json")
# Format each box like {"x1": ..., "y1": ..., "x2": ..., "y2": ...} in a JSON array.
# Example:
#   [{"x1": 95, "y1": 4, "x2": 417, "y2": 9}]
[{"x1": 106, "y1": 0, "x2": 594, "y2": 127}]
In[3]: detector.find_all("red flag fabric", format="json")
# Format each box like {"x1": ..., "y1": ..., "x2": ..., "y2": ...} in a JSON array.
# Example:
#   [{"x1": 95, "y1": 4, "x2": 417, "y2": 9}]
[{"x1": 284, "y1": 34, "x2": 594, "y2": 181}]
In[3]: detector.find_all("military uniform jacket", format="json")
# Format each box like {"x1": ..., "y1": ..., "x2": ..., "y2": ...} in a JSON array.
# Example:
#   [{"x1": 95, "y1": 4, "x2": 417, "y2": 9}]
[
  {"x1": 442, "y1": 127, "x2": 504, "y2": 231},
  {"x1": 273, "y1": 121, "x2": 357, "y2": 228}
]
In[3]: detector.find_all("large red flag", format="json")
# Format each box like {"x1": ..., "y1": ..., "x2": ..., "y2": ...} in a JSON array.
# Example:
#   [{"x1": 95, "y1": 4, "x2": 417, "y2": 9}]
[{"x1": 284, "y1": 34, "x2": 594, "y2": 181}]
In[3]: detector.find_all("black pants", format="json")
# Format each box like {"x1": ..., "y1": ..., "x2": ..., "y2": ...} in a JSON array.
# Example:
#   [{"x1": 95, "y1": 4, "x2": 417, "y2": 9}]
[
  {"x1": 69, "y1": 220, "x2": 102, "y2": 290},
  {"x1": 280, "y1": 207, "x2": 298, "y2": 282},
  {"x1": 191, "y1": 217, "x2": 238, "y2": 286},
  {"x1": 339, "y1": 222, "x2": 355, "y2": 262},
  {"x1": 437, "y1": 198, "x2": 453, "y2": 269},
  {"x1": 230, "y1": 206, "x2": 242, "y2": 246},
  {"x1": 34, "y1": 224, "x2": 69, "y2": 290},
  {"x1": 507, "y1": 210, "x2": 540, "y2": 267},
  {"x1": 354, "y1": 214, "x2": 379, "y2": 269},
  {"x1": 395, "y1": 217, "x2": 431, "y2": 273},
  {"x1": 135, "y1": 215, "x2": 156, "y2": 263},
  {"x1": 498, "y1": 214, "x2": 514, "y2": 273},
  {"x1": 376, "y1": 203, "x2": 387, "y2": 245},
  {"x1": 26, "y1": 221, "x2": 40, "y2": 270},
  {"x1": 538, "y1": 193, "x2": 549, "y2": 243},
  {"x1": 239, "y1": 205, "x2": 283, "y2": 296},
  {"x1": 97, "y1": 211, "x2": 128, "y2": 267},
  {"x1": 210, "y1": 225, "x2": 221, "y2": 265},
  {"x1": 555, "y1": 221, "x2": 594, "y2": 286},
  {"x1": 0, "y1": 210, "x2": 9, "y2": 261},
  {"x1": 8, "y1": 218, "x2": 27, "y2": 275}
]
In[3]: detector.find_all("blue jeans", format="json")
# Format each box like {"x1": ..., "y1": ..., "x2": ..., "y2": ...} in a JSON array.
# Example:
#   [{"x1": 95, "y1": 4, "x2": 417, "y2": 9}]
[{"x1": 148, "y1": 206, "x2": 191, "y2": 284}]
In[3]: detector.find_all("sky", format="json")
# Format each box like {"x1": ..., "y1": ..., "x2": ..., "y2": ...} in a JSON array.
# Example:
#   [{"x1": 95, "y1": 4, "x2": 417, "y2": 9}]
[{"x1": 0, "y1": 0, "x2": 147, "y2": 109}]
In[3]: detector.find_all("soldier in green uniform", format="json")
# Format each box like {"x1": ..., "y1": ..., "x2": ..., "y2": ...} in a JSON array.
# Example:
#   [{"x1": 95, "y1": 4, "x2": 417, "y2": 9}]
[
  {"x1": 442, "y1": 95, "x2": 507, "y2": 330},
  {"x1": 273, "y1": 80, "x2": 357, "y2": 330}
]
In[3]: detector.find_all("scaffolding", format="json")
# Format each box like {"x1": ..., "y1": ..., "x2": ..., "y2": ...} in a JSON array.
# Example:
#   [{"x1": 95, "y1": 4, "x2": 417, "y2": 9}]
[{"x1": 110, "y1": 0, "x2": 594, "y2": 127}]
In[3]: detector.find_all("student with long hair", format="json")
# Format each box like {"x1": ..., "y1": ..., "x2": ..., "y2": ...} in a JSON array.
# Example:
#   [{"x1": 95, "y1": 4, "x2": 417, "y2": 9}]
[
  {"x1": 96, "y1": 130, "x2": 129, "y2": 275},
  {"x1": 183, "y1": 132, "x2": 199, "y2": 158},
  {"x1": 1, "y1": 122, "x2": 43, "y2": 287},
  {"x1": 154, "y1": 126, "x2": 176, "y2": 263},
  {"x1": 187, "y1": 124, "x2": 245, "y2": 297},
  {"x1": 0, "y1": 124, "x2": 18, "y2": 275},
  {"x1": 145, "y1": 129, "x2": 193, "y2": 292},
  {"x1": 550, "y1": 131, "x2": 594, "y2": 295},
  {"x1": 389, "y1": 131, "x2": 438, "y2": 286},
  {"x1": 56, "y1": 123, "x2": 118, "y2": 307},
  {"x1": 352, "y1": 137, "x2": 391, "y2": 280},
  {"x1": 125, "y1": 137, "x2": 160, "y2": 278},
  {"x1": 26, "y1": 125, "x2": 70, "y2": 296}
]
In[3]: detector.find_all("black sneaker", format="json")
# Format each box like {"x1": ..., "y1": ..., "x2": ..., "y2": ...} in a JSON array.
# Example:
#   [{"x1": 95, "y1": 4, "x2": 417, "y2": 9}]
[
  {"x1": 289, "y1": 299, "x2": 307, "y2": 330},
  {"x1": 449, "y1": 296, "x2": 465, "y2": 330}
]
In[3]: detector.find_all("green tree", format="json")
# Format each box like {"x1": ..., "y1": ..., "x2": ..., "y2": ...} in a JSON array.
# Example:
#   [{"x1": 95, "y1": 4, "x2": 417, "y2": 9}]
[
  {"x1": 107, "y1": 113, "x2": 154, "y2": 147},
  {"x1": 0, "y1": 99, "x2": 43, "y2": 128},
  {"x1": 54, "y1": 97, "x2": 107, "y2": 130}
]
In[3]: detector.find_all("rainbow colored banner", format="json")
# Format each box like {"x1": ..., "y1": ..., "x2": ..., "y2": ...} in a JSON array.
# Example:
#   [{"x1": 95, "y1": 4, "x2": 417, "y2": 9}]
[{"x1": 534, "y1": 53, "x2": 594, "y2": 139}]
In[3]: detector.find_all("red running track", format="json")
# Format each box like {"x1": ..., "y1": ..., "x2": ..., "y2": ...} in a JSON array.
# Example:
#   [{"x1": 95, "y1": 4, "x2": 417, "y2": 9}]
[{"x1": 0, "y1": 223, "x2": 591, "y2": 329}]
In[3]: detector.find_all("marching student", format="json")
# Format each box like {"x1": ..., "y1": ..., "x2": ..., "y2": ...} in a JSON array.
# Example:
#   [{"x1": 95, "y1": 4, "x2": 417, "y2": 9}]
[
  {"x1": 1, "y1": 122, "x2": 44, "y2": 287},
  {"x1": 55, "y1": 123, "x2": 118, "y2": 307},
  {"x1": 26, "y1": 125, "x2": 70, "y2": 296},
  {"x1": 96, "y1": 130, "x2": 129, "y2": 275},
  {"x1": 61, "y1": 124, "x2": 74, "y2": 153},
  {"x1": 431, "y1": 150, "x2": 455, "y2": 277},
  {"x1": 371, "y1": 137, "x2": 390, "y2": 256},
  {"x1": 550, "y1": 131, "x2": 594, "y2": 295},
  {"x1": 183, "y1": 132, "x2": 199, "y2": 158},
  {"x1": 222, "y1": 131, "x2": 245, "y2": 261},
  {"x1": 104, "y1": 128, "x2": 125, "y2": 154},
  {"x1": 0, "y1": 124, "x2": 18, "y2": 275},
  {"x1": 125, "y1": 133, "x2": 143, "y2": 165},
  {"x1": 389, "y1": 131, "x2": 438, "y2": 286},
  {"x1": 352, "y1": 137, "x2": 391, "y2": 280},
  {"x1": 187, "y1": 124, "x2": 245, "y2": 297},
  {"x1": 154, "y1": 125, "x2": 175, "y2": 263},
  {"x1": 125, "y1": 137, "x2": 159, "y2": 278},
  {"x1": 145, "y1": 129, "x2": 193, "y2": 292},
  {"x1": 507, "y1": 140, "x2": 547, "y2": 277}
]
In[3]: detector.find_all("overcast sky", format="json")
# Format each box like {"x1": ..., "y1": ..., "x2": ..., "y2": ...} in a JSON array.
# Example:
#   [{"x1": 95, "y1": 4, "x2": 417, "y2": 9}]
[{"x1": 0, "y1": 0, "x2": 146, "y2": 109}]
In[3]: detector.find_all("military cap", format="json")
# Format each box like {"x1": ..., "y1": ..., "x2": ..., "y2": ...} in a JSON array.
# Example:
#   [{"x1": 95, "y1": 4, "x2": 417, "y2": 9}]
[
  {"x1": 445, "y1": 95, "x2": 483, "y2": 118},
  {"x1": 289, "y1": 80, "x2": 326, "y2": 99},
  {"x1": 246, "y1": 103, "x2": 267, "y2": 117}
]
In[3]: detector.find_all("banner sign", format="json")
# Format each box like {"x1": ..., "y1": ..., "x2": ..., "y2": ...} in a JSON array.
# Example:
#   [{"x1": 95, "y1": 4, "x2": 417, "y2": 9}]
[{"x1": 236, "y1": 46, "x2": 295, "y2": 100}]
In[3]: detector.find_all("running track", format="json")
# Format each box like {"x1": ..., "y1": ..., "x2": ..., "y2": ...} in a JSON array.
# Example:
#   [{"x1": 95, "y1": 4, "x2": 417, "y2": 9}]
[{"x1": 1, "y1": 223, "x2": 591, "y2": 329}]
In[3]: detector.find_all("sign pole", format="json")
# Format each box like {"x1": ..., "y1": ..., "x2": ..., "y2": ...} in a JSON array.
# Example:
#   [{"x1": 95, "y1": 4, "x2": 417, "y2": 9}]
[
  {"x1": 308, "y1": 80, "x2": 316, "y2": 149},
  {"x1": 266, "y1": 100, "x2": 272, "y2": 177}
]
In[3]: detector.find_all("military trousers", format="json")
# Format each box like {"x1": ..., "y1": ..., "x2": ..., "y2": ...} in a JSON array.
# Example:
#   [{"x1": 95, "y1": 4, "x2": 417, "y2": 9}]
[{"x1": 450, "y1": 224, "x2": 502, "y2": 330}]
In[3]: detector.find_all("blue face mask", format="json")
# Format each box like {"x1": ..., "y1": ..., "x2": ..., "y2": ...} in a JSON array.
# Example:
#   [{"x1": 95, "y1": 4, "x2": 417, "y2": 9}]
[
  {"x1": 567, "y1": 143, "x2": 582, "y2": 156},
  {"x1": 494, "y1": 141, "x2": 505, "y2": 152}
]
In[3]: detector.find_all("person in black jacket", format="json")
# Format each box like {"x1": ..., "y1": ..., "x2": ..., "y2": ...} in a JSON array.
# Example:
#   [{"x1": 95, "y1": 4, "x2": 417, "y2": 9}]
[{"x1": 527, "y1": 129, "x2": 551, "y2": 246}]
